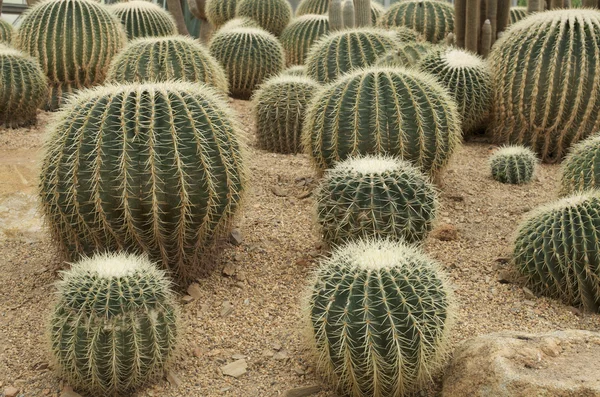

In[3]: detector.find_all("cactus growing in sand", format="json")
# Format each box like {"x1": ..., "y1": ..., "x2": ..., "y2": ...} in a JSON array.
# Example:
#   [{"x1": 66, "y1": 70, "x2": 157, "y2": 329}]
[
  {"x1": 206, "y1": 0, "x2": 238, "y2": 28},
  {"x1": 110, "y1": 1, "x2": 177, "y2": 39},
  {"x1": 489, "y1": 145, "x2": 538, "y2": 184},
  {"x1": 235, "y1": 0, "x2": 292, "y2": 36},
  {"x1": 379, "y1": 0, "x2": 454, "y2": 44},
  {"x1": 560, "y1": 135, "x2": 600, "y2": 195},
  {"x1": 280, "y1": 15, "x2": 330, "y2": 66},
  {"x1": 0, "y1": 19, "x2": 13, "y2": 44}
]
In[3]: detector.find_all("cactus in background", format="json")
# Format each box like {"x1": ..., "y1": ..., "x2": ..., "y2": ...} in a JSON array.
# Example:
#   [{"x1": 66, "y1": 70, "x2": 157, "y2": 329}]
[
  {"x1": 509, "y1": 7, "x2": 528, "y2": 25},
  {"x1": 40, "y1": 82, "x2": 247, "y2": 281},
  {"x1": 560, "y1": 135, "x2": 600, "y2": 195},
  {"x1": 218, "y1": 17, "x2": 260, "y2": 31},
  {"x1": 465, "y1": 0, "x2": 479, "y2": 53},
  {"x1": 49, "y1": 253, "x2": 179, "y2": 395},
  {"x1": 280, "y1": 64, "x2": 306, "y2": 76},
  {"x1": 305, "y1": 28, "x2": 398, "y2": 83},
  {"x1": 110, "y1": 1, "x2": 177, "y2": 39},
  {"x1": 454, "y1": 0, "x2": 466, "y2": 47},
  {"x1": 376, "y1": 42, "x2": 436, "y2": 68},
  {"x1": 280, "y1": 15, "x2": 330, "y2": 66},
  {"x1": 343, "y1": 0, "x2": 355, "y2": 28},
  {"x1": 0, "y1": 45, "x2": 48, "y2": 128},
  {"x1": 390, "y1": 26, "x2": 424, "y2": 43},
  {"x1": 527, "y1": 0, "x2": 543, "y2": 12},
  {"x1": 235, "y1": 0, "x2": 292, "y2": 36},
  {"x1": 355, "y1": 0, "x2": 370, "y2": 27},
  {"x1": 480, "y1": 19, "x2": 492, "y2": 58},
  {"x1": 455, "y1": 0, "x2": 510, "y2": 55},
  {"x1": 297, "y1": 0, "x2": 330, "y2": 16},
  {"x1": 107, "y1": 36, "x2": 228, "y2": 92},
  {"x1": 0, "y1": 19, "x2": 13, "y2": 44},
  {"x1": 379, "y1": 0, "x2": 454, "y2": 44},
  {"x1": 206, "y1": 0, "x2": 238, "y2": 28},
  {"x1": 490, "y1": 10, "x2": 600, "y2": 163},
  {"x1": 513, "y1": 191, "x2": 600, "y2": 312},
  {"x1": 489, "y1": 145, "x2": 538, "y2": 184},
  {"x1": 369, "y1": 1, "x2": 383, "y2": 24},
  {"x1": 15, "y1": 0, "x2": 126, "y2": 110},
  {"x1": 329, "y1": 0, "x2": 343, "y2": 31},
  {"x1": 304, "y1": 238, "x2": 454, "y2": 397},
  {"x1": 210, "y1": 27, "x2": 284, "y2": 99},
  {"x1": 303, "y1": 67, "x2": 461, "y2": 176},
  {"x1": 253, "y1": 75, "x2": 319, "y2": 154}
]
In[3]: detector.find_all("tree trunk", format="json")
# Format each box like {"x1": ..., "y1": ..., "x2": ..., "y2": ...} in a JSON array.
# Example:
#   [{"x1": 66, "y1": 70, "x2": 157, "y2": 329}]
[{"x1": 167, "y1": 0, "x2": 190, "y2": 35}]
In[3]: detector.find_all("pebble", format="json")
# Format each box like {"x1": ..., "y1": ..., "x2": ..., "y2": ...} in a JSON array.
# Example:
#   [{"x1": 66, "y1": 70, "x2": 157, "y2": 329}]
[
  {"x1": 222, "y1": 263, "x2": 237, "y2": 277},
  {"x1": 283, "y1": 385, "x2": 321, "y2": 397},
  {"x1": 221, "y1": 359, "x2": 247, "y2": 378},
  {"x1": 187, "y1": 283, "x2": 203, "y2": 299},
  {"x1": 523, "y1": 287, "x2": 536, "y2": 299},
  {"x1": 166, "y1": 370, "x2": 182, "y2": 388},
  {"x1": 229, "y1": 229, "x2": 243, "y2": 246},
  {"x1": 4, "y1": 387, "x2": 18, "y2": 397},
  {"x1": 220, "y1": 301, "x2": 234, "y2": 317},
  {"x1": 271, "y1": 186, "x2": 288, "y2": 197}
]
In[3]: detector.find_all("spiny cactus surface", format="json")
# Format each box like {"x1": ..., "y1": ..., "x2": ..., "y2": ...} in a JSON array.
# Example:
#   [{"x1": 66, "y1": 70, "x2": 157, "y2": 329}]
[
  {"x1": 489, "y1": 145, "x2": 537, "y2": 184},
  {"x1": 235, "y1": 0, "x2": 292, "y2": 36},
  {"x1": 280, "y1": 15, "x2": 330, "y2": 66},
  {"x1": 110, "y1": 1, "x2": 177, "y2": 39},
  {"x1": 379, "y1": 0, "x2": 454, "y2": 44},
  {"x1": 296, "y1": 0, "x2": 381, "y2": 24},
  {"x1": 509, "y1": 7, "x2": 528, "y2": 25},
  {"x1": 0, "y1": 19, "x2": 13, "y2": 44},
  {"x1": 390, "y1": 25, "x2": 424, "y2": 43},
  {"x1": 561, "y1": 135, "x2": 600, "y2": 195},
  {"x1": 206, "y1": 0, "x2": 238, "y2": 27},
  {"x1": 218, "y1": 16, "x2": 260, "y2": 31},
  {"x1": 376, "y1": 41, "x2": 436, "y2": 67},
  {"x1": 280, "y1": 65, "x2": 306, "y2": 76}
]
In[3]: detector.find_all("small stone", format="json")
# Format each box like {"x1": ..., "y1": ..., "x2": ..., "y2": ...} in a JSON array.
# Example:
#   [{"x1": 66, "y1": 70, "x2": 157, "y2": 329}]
[
  {"x1": 61, "y1": 390, "x2": 83, "y2": 397},
  {"x1": 283, "y1": 385, "x2": 321, "y2": 397},
  {"x1": 234, "y1": 281, "x2": 245, "y2": 289},
  {"x1": 181, "y1": 295, "x2": 195, "y2": 304},
  {"x1": 297, "y1": 190, "x2": 312, "y2": 199},
  {"x1": 293, "y1": 367, "x2": 305, "y2": 376},
  {"x1": 273, "y1": 350, "x2": 289, "y2": 361},
  {"x1": 220, "y1": 300, "x2": 234, "y2": 317},
  {"x1": 166, "y1": 370, "x2": 182, "y2": 388},
  {"x1": 271, "y1": 186, "x2": 288, "y2": 197},
  {"x1": 523, "y1": 300, "x2": 536, "y2": 307},
  {"x1": 222, "y1": 263, "x2": 237, "y2": 277},
  {"x1": 236, "y1": 271, "x2": 247, "y2": 281},
  {"x1": 244, "y1": 298, "x2": 250, "y2": 305},
  {"x1": 187, "y1": 283, "x2": 203, "y2": 299},
  {"x1": 567, "y1": 306, "x2": 582, "y2": 317},
  {"x1": 4, "y1": 387, "x2": 18, "y2": 397},
  {"x1": 295, "y1": 258, "x2": 310, "y2": 267},
  {"x1": 193, "y1": 346, "x2": 205, "y2": 358},
  {"x1": 232, "y1": 353, "x2": 246, "y2": 360},
  {"x1": 272, "y1": 342, "x2": 282, "y2": 351},
  {"x1": 523, "y1": 287, "x2": 536, "y2": 299},
  {"x1": 431, "y1": 224, "x2": 459, "y2": 241},
  {"x1": 220, "y1": 387, "x2": 232, "y2": 393},
  {"x1": 229, "y1": 229, "x2": 243, "y2": 246},
  {"x1": 497, "y1": 270, "x2": 513, "y2": 284},
  {"x1": 262, "y1": 349, "x2": 274, "y2": 357},
  {"x1": 221, "y1": 359, "x2": 247, "y2": 378}
]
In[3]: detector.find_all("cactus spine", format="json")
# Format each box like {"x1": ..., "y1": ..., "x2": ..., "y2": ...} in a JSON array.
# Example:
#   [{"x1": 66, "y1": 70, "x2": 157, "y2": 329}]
[
  {"x1": 110, "y1": 1, "x2": 177, "y2": 40},
  {"x1": 235, "y1": 0, "x2": 292, "y2": 36},
  {"x1": 218, "y1": 17, "x2": 260, "y2": 31},
  {"x1": 354, "y1": 0, "x2": 370, "y2": 27},
  {"x1": 376, "y1": 42, "x2": 436, "y2": 68},
  {"x1": 206, "y1": 0, "x2": 238, "y2": 28},
  {"x1": 509, "y1": 7, "x2": 528, "y2": 25},
  {"x1": 343, "y1": 0, "x2": 355, "y2": 28},
  {"x1": 280, "y1": 15, "x2": 330, "y2": 66},
  {"x1": 489, "y1": 145, "x2": 538, "y2": 184},
  {"x1": 560, "y1": 135, "x2": 600, "y2": 195},
  {"x1": 329, "y1": 0, "x2": 343, "y2": 30},
  {"x1": 0, "y1": 18, "x2": 13, "y2": 44}
]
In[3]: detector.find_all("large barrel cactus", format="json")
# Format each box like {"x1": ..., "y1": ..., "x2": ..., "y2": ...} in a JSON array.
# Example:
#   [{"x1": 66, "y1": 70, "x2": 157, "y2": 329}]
[
  {"x1": 235, "y1": 0, "x2": 292, "y2": 36},
  {"x1": 561, "y1": 135, "x2": 600, "y2": 195},
  {"x1": 0, "y1": 19, "x2": 13, "y2": 44},
  {"x1": 509, "y1": 7, "x2": 528, "y2": 25},
  {"x1": 490, "y1": 10, "x2": 600, "y2": 163},
  {"x1": 513, "y1": 191, "x2": 600, "y2": 312},
  {"x1": 206, "y1": 0, "x2": 238, "y2": 28},
  {"x1": 376, "y1": 41, "x2": 436, "y2": 67},
  {"x1": 303, "y1": 67, "x2": 461, "y2": 176},
  {"x1": 304, "y1": 238, "x2": 454, "y2": 397},
  {"x1": 107, "y1": 36, "x2": 228, "y2": 92},
  {"x1": 209, "y1": 27, "x2": 284, "y2": 99},
  {"x1": 15, "y1": 0, "x2": 126, "y2": 110},
  {"x1": 40, "y1": 82, "x2": 247, "y2": 281},
  {"x1": 280, "y1": 15, "x2": 330, "y2": 66},
  {"x1": 49, "y1": 252, "x2": 179, "y2": 395},
  {"x1": 489, "y1": 145, "x2": 537, "y2": 185},
  {"x1": 110, "y1": 1, "x2": 177, "y2": 40}
]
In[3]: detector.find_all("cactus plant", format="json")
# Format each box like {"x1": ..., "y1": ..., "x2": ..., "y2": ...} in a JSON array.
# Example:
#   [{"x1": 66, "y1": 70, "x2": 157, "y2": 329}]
[
  {"x1": 304, "y1": 238, "x2": 454, "y2": 397},
  {"x1": 329, "y1": 0, "x2": 343, "y2": 31},
  {"x1": 218, "y1": 16, "x2": 260, "y2": 31},
  {"x1": 235, "y1": 0, "x2": 292, "y2": 36},
  {"x1": 316, "y1": 155, "x2": 439, "y2": 245},
  {"x1": 303, "y1": 67, "x2": 461, "y2": 176},
  {"x1": 106, "y1": 36, "x2": 228, "y2": 92},
  {"x1": 206, "y1": 0, "x2": 238, "y2": 28},
  {"x1": 40, "y1": 82, "x2": 247, "y2": 281},
  {"x1": 110, "y1": 1, "x2": 177, "y2": 40},
  {"x1": 378, "y1": 0, "x2": 455, "y2": 44},
  {"x1": 280, "y1": 15, "x2": 330, "y2": 66},
  {"x1": 560, "y1": 135, "x2": 600, "y2": 195},
  {"x1": 375, "y1": 42, "x2": 436, "y2": 68},
  {"x1": 253, "y1": 75, "x2": 320, "y2": 154},
  {"x1": 305, "y1": 28, "x2": 398, "y2": 83},
  {"x1": 489, "y1": 145, "x2": 538, "y2": 184},
  {"x1": 280, "y1": 64, "x2": 306, "y2": 76},
  {"x1": 49, "y1": 252, "x2": 179, "y2": 396},
  {"x1": 0, "y1": 19, "x2": 13, "y2": 44},
  {"x1": 389, "y1": 25, "x2": 424, "y2": 43},
  {"x1": 0, "y1": 45, "x2": 48, "y2": 127},
  {"x1": 509, "y1": 6, "x2": 528, "y2": 24},
  {"x1": 209, "y1": 27, "x2": 284, "y2": 99},
  {"x1": 490, "y1": 10, "x2": 600, "y2": 163},
  {"x1": 369, "y1": 1, "x2": 383, "y2": 25},
  {"x1": 513, "y1": 190, "x2": 600, "y2": 312},
  {"x1": 355, "y1": 0, "x2": 371, "y2": 27},
  {"x1": 343, "y1": 0, "x2": 355, "y2": 28},
  {"x1": 297, "y1": 0, "x2": 330, "y2": 16}
]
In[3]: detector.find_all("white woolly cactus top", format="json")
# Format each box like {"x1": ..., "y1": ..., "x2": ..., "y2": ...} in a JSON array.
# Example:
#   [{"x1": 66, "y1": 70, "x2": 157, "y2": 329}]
[
  {"x1": 127, "y1": 34, "x2": 204, "y2": 47},
  {"x1": 258, "y1": 73, "x2": 318, "y2": 88},
  {"x1": 110, "y1": 0, "x2": 170, "y2": 11},
  {"x1": 490, "y1": 145, "x2": 538, "y2": 161},
  {"x1": 68, "y1": 252, "x2": 165, "y2": 279},
  {"x1": 332, "y1": 154, "x2": 410, "y2": 175},
  {"x1": 443, "y1": 48, "x2": 485, "y2": 69}
]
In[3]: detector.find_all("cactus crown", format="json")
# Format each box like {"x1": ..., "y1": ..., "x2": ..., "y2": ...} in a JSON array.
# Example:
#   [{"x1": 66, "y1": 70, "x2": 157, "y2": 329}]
[
  {"x1": 110, "y1": 1, "x2": 177, "y2": 40},
  {"x1": 280, "y1": 14, "x2": 330, "y2": 66},
  {"x1": 235, "y1": 0, "x2": 292, "y2": 36},
  {"x1": 560, "y1": 134, "x2": 600, "y2": 195},
  {"x1": 489, "y1": 145, "x2": 538, "y2": 184},
  {"x1": 0, "y1": 18, "x2": 13, "y2": 44}
]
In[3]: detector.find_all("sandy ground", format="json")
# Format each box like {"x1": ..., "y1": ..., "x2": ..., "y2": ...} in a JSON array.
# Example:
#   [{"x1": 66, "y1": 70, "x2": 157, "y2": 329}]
[{"x1": 0, "y1": 101, "x2": 599, "y2": 397}]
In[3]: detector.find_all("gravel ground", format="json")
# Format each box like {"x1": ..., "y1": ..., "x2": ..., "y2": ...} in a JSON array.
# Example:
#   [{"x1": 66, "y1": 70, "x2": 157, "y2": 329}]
[{"x1": 0, "y1": 100, "x2": 599, "y2": 397}]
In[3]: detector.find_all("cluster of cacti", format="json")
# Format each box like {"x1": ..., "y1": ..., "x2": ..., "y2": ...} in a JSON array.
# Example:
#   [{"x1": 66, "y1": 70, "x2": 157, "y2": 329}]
[
  {"x1": 513, "y1": 191, "x2": 600, "y2": 312},
  {"x1": 110, "y1": 1, "x2": 177, "y2": 40},
  {"x1": 489, "y1": 10, "x2": 600, "y2": 163},
  {"x1": 0, "y1": 19, "x2": 13, "y2": 44},
  {"x1": 390, "y1": 25, "x2": 424, "y2": 43},
  {"x1": 489, "y1": 145, "x2": 537, "y2": 184},
  {"x1": 560, "y1": 135, "x2": 600, "y2": 195},
  {"x1": 304, "y1": 238, "x2": 454, "y2": 397},
  {"x1": 218, "y1": 16, "x2": 260, "y2": 31},
  {"x1": 15, "y1": 0, "x2": 126, "y2": 110},
  {"x1": 316, "y1": 155, "x2": 439, "y2": 245},
  {"x1": 107, "y1": 36, "x2": 228, "y2": 92},
  {"x1": 235, "y1": 0, "x2": 292, "y2": 36},
  {"x1": 0, "y1": 45, "x2": 48, "y2": 127},
  {"x1": 509, "y1": 7, "x2": 528, "y2": 25},
  {"x1": 39, "y1": 82, "x2": 247, "y2": 281},
  {"x1": 210, "y1": 27, "x2": 284, "y2": 99},
  {"x1": 206, "y1": 0, "x2": 238, "y2": 28},
  {"x1": 253, "y1": 75, "x2": 319, "y2": 154},
  {"x1": 454, "y1": 0, "x2": 511, "y2": 56},
  {"x1": 280, "y1": 15, "x2": 330, "y2": 66},
  {"x1": 299, "y1": 0, "x2": 381, "y2": 24},
  {"x1": 305, "y1": 28, "x2": 398, "y2": 83},
  {"x1": 303, "y1": 67, "x2": 461, "y2": 176},
  {"x1": 49, "y1": 252, "x2": 179, "y2": 396},
  {"x1": 376, "y1": 42, "x2": 436, "y2": 67}
]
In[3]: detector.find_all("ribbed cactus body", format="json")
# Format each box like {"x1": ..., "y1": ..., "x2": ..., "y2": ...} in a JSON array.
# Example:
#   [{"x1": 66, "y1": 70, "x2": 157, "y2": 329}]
[
  {"x1": 370, "y1": 1, "x2": 383, "y2": 24},
  {"x1": 376, "y1": 42, "x2": 436, "y2": 67},
  {"x1": 305, "y1": 28, "x2": 398, "y2": 83},
  {"x1": 390, "y1": 26, "x2": 424, "y2": 43},
  {"x1": 489, "y1": 145, "x2": 537, "y2": 184},
  {"x1": 490, "y1": 10, "x2": 600, "y2": 163},
  {"x1": 509, "y1": 7, "x2": 528, "y2": 25},
  {"x1": 218, "y1": 17, "x2": 260, "y2": 31},
  {"x1": 110, "y1": 1, "x2": 177, "y2": 39},
  {"x1": 49, "y1": 253, "x2": 179, "y2": 395},
  {"x1": 513, "y1": 191, "x2": 600, "y2": 312},
  {"x1": 305, "y1": 239, "x2": 454, "y2": 397},
  {"x1": 343, "y1": 0, "x2": 355, "y2": 28},
  {"x1": 561, "y1": 135, "x2": 600, "y2": 195},
  {"x1": 281, "y1": 65, "x2": 306, "y2": 76},
  {"x1": 40, "y1": 82, "x2": 247, "y2": 281},
  {"x1": 297, "y1": 0, "x2": 329, "y2": 16},
  {"x1": 280, "y1": 15, "x2": 330, "y2": 66},
  {"x1": 15, "y1": 0, "x2": 126, "y2": 110},
  {"x1": 209, "y1": 27, "x2": 284, "y2": 99},
  {"x1": 206, "y1": 0, "x2": 238, "y2": 28},
  {"x1": 107, "y1": 36, "x2": 228, "y2": 92},
  {"x1": 0, "y1": 19, "x2": 13, "y2": 44},
  {"x1": 235, "y1": 0, "x2": 292, "y2": 36},
  {"x1": 379, "y1": 0, "x2": 455, "y2": 44},
  {"x1": 303, "y1": 67, "x2": 461, "y2": 176},
  {"x1": 316, "y1": 155, "x2": 439, "y2": 245},
  {"x1": 355, "y1": 0, "x2": 371, "y2": 27}
]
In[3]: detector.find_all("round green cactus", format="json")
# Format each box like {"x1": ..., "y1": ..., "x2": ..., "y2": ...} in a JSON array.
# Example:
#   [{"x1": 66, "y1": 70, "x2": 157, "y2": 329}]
[
  {"x1": 106, "y1": 36, "x2": 228, "y2": 92},
  {"x1": 0, "y1": 18, "x2": 13, "y2": 44},
  {"x1": 513, "y1": 191, "x2": 600, "y2": 312},
  {"x1": 15, "y1": 0, "x2": 126, "y2": 110},
  {"x1": 49, "y1": 252, "x2": 179, "y2": 395},
  {"x1": 110, "y1": 1, "x2": 177, "y2": 40},
  {"x1": 235, "y1": 0, "x2": 292, "y2": 36},
  {"x1": 280, "y1": 15, "x2": 330, "y2": 66},
  {"x1": 490, "y1": 10, "x2": 600, "y2": 163},
  {"x1": 304, "y1": 238, "x2": 454, "y2": 397},
  {"x1": 509, "y1": 7, "x2": 528, "y2": 25},
  {"x1": 206, "y1": 0, "x2": 238, "y2": 28},
  {"x1": 303, "y1": 66, "x2": 461, "y2": 176},
  {"x1": 209, "y1": 27, "x2": 284, "y2": 99},
  {"x1": 376, "y1": 42, "x2": 436, "y2": 67},
  {"x1": 560, "y1": 135, "x2": 600, "y2": 195},
  {"x1": 390, "y1": 25, "x2": 424, "y2": 43},
  {"x1": 305, "y1": 28, "x2": 398, "y2": 83},
  {"x1": 316, "y1": 155, "x2": 439, "y2": 245},
  {"x1": 489, "y1": 145, "x2": 538, "y2": 185},
  {"x1": 218, "y1": 16, "x2": 260, "y2": 31},
  {"x1": 280, "y1": 65, "x2": 306, "y2": 76},
  {"x1": 40, "y1": 82, "x2": 247, "y2": 281},
  {"x1": 252, "y1": 74, "x2": 319, "y2": 154},
  {"x1": 379, "y1": 0, "x2": 454, "y2": 44}
]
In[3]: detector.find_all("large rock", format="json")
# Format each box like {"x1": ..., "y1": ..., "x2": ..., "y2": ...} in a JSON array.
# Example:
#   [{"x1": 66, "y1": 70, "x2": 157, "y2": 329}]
[{"x1": 442, "y1": 330, "x2": 600, "y2": 397}]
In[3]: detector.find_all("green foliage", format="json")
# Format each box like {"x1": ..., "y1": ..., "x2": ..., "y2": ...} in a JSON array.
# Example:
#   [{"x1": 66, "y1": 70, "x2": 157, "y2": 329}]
[
  {"x1": 235, "y1": 0, "x2": 292, "y2": 36},
  {"x1": 509, "y1": 7, "x2": 528, "y2": 25},
  {"x1": 206, "y1": 0, "x2": 238, "y2": 28},
  {"x1": 489, "y1": 145, "x2": 537, "y2": 184},
  {"x1": 110, "y1": 1, "x2": 177, "y2": 39},
  {"x1": 561, "y1": 135, "x2": 600, "y2": 195},
  {"x1": 0, "y1": 19, "x2": 13, "y2": 44},
  {"x1": 376, "y1": 41, "x2": 436, "y2": 67},
  {"x1": 280, "y1": 15, "x2": 330, "y2": 66}
]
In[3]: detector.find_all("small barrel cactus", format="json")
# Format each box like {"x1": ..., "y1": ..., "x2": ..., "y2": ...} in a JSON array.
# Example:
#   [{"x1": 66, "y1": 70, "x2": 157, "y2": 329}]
[
  {"x1": 218, "y1": 17, "x2": 260, "y2": 31},
  {"x1": 489, "y1": 145, "x2": 538, "y2": 184},
  {"x1": 513, "y1": 191, "x2": 600, "y2": 312},
  {"x1": 209, "y1": 27, "x2": 284, "y2": 99},
  {"x1": 305, "y1": 28, "x2": 398, "y2": 83},
  {"x1": 560, "y1": 135, "x2": 600, "y2": 195},
  {"x1": 40, "y1": 82, "x2": 247, "y2": 281},
  {"x1": 303, "y1": 66, "x2": 461, "y2": 176},
  {"x1": 110, "y1": 1, "x2": 177, "y2": 39},
  {"x1": 379, "y1": 0, "x2": 454, "y2": 44},
  {"x1": 252, "y1": 75, "x2": 320, "y2": 154},
  {"x1": 280, "y1": 15, "x2": 330, "y2": 66},
  {"x1": 49, "y1": 252, "x2": 179, "y2": 395},
  {"x1": 107, "y1": 36, "x2": 228, "y2": 92},
  {"x1": 0, "y1": 18, "x2": 13, "y2": 44},
  {"x1": 509, "y1": 7, "x2": 528, "y2": 25},
  {"x1": 206, "y1": 0, "x2": 238, "y2": 28},
  {"x1": 316, "y1": 155, "x2": 439, "y2": 245},
  {"x1": 235, "y1": 0, "x2": 292, "y2": 36},
  {"x1": 280, "y1": 65, "x2": 306, "y2": 76},
  {"x1": 304, "y1": 238, "x2": 454, "y2": 397},
  {"x1": 376, "y1": 42, "x2": 436, "y2": 67},
  {"x1": 390, "y1": 25, "x2": 424, "y2": 43}
]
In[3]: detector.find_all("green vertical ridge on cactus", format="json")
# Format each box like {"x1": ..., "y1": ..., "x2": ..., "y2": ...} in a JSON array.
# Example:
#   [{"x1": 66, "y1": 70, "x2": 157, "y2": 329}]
[
  {"x1": 560, "y1": 135, "x2": 600, "y2": 195},
  {"x1": 110, "y1": 1, "x2": 177, "y2": 40},
  {"x1": 235, "y1": 0, "x2": 292, "y2": 36},
  {"x1": 0, "y1": 19, "x2": 13, "y2": 44},
  {"x1": 206, "y1": 0, "x2": 238, "y2": 28},
  {"x1": 509, "y1": 7, "x2": 527, "y2": 25},
  {"x1": 489, "y1": 145, "x2": 537, "y2": 184},
  {"x1": 280, "y1": 15, "x2": 330, "y2": 66},
  {"x1": 376, "y1": 42, "x2": 436, "y2": 68}
]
